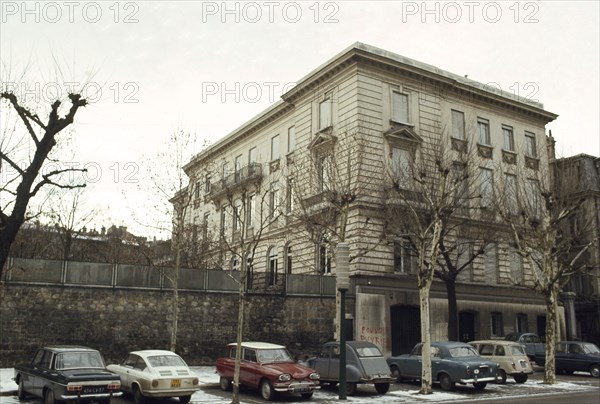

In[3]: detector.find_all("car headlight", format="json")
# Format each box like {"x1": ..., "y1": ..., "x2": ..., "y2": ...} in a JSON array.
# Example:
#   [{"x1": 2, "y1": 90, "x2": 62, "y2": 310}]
[
  {"x1": 474, "y1": 369, "x2": 479, "y2": 375},
  {"x1": 152, "y1": 380, "x2": 159, "y2": 387},
  {"x1": 309, "y1": 373, "x2": 320, "y2": 380},
  {"x1": 193, "y1": 377, "x2": 199, "y2": 386},
  {"x1": 278, "y1": 374, "x2": 291, "y2": 382}
]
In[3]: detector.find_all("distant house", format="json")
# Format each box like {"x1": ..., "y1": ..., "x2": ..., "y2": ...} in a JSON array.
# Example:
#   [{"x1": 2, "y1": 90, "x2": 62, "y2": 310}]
[{"x1": 178, "y1": 43, "x2": 564, "y2": 355}]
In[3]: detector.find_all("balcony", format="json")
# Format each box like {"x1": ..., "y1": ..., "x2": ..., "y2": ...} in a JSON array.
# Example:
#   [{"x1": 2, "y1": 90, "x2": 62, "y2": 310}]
[{"x1": 207, "y1": 163, "x2": 263, "y2": 201}]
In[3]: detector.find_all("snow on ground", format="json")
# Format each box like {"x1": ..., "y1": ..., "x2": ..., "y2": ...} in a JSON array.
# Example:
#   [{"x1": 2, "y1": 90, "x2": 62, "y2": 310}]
[{"x1": 2, "y1": 367, "x2": 598, "y2": 404}]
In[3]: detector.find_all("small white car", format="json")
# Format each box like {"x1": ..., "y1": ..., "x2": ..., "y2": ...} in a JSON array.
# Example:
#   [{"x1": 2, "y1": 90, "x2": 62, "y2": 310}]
[
  {"x1": 470, "y1": 340, "x2": 533, "y2": 383},
  {"x1": 107, "y1": 350, "x2": 199, "y2": 404}
]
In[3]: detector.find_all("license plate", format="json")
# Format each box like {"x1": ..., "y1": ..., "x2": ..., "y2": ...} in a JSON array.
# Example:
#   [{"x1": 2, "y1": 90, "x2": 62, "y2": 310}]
[
  {"x1": 293, "y1": 387, "x2": 309, "y2": 393},
  {"x1": 171, "y1": 379, "x2": 181, "y2": 388},
  {"x1": 83, "y1": 386, "x2": 106, "y2": 394}
]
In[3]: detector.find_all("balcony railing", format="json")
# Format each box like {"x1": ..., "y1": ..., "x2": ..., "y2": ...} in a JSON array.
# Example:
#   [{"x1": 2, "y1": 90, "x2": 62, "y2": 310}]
[{"x1": 208, "y1": 163, "x2": 263, "y2": 200}]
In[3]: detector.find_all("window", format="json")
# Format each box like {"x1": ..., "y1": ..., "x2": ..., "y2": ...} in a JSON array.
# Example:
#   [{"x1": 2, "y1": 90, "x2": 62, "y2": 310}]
[
  {"x1": 220, "y1": 205, "x2": 230, "y2": 237},
  {"x1": 247, "y1": 193, "x2": 255, "y2": 228},
  {"x1": 287, "y1": 126, "x2": 296, "y2": 153},
  {"x1": 318, "y1": 154, "x2": 333, "y2": 191},
  {"x1": 319, "y1": 98, "x2": 332, "y2": 130},
  {"x1": 456, "y1": 241, "x2": 473, "y2": 281},
  {"x1": 271, "y1": 134, "x2": 280, "y2": 161},
  {"x1": 286, "y1": 177, "x2": 294, "y2": 213},
  {"x1": 318, "y1": 244, "x2": 331, "y2": 274},
  {"x1": 285, "y1": 243, "x2": 293, "y2": 274},
  {"x1": 509, "y1": 246, "x2": 523, "y2": 284},
  {"x1": 495, "y1": 345, "x2": 506, "y2": 356},
  {"x1": 451, "y1": 110, "x2": 465, "y2": 140},
  {"x1": 269, "y1": 182, "x2": 280, "y2": 218},
  {"x1": 484, "y1": 242, "x2": 497, "y2": 284},
  {"x1": 504, "y1": 173, "x2": 517, "y2": 211},
  {"x1": 194, "y1": 181, "x2": 201, "y2": 199},
  {"x1": 453, "y1": 162, "x2": 468, "y2": 206},
  {"x1": 205, "y1": 174, "x2": 211, "y2": 193},
  {"x1": 234, "y1": 155, "x2": 242, "y2": 181},
  {"x1": 525, "y1": 131, "x2": 537, "y2": 158},
  {"x1": 502, "y1": 125, "x2": 514, "y2": 151},
  {"x1": 222, "y1": 161, "x2": 230, "y2": 179},
  {"x1": 394, "y1": 239, "x2": 413, "y2": 273},
  {"x1": 479, "y1": 168, "x2": 494, "y2": 208},
  {"x1": 516, "y1": 313, "x2": 528, "y2": 333},
  {"x1": 231, "y1": 256, "x2": 240, "y2": 271},
  {"x1": 267, "y1": 247, "x2": 278, "y2": 286},
  {"x1": 477, "y1": 118, "x2": 490, "y2": 145},
  {"x1": 233, "y1": 199, "x2": 242, "y2": 231},
  {"x1": 203, "y1": 212, "x2": 210, "y2": 240},
  {"x1": 248, "y1": 147, "x2": 257, "y2": 164},
  {"x1": 491, "y1": 312, "x2": 504, "y2": 337},
  {"x1": 392, "y1": 92, "x2": 409, "y2": 123},
  {"x1": 527, "y1": 179, "x2": 541, "y2": 216},
  {"x1": 391, "y1": 146, "x2": 411, "y2": 183}
]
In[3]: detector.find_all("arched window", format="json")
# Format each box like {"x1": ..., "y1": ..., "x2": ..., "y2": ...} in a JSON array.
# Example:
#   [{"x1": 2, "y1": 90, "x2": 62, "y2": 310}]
[
  {"x1": 267, "y1": 247, "x2": 278, "y2": 286},
  {"x1": 231, "y1": 256, "x2": 240, "y2": 271},
  {"x1": 285, "y1": 243, "x2": 293, "y2": 274}
]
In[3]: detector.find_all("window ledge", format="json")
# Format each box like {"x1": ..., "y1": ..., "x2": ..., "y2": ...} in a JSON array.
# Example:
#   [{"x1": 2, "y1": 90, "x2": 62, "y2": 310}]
[
  {"x1": 451, "y1": 137, "x2": 468, "y2": 152},
  {"x1": 269, "y1": 159, "x2": 280, "y2": 173},
  {"x1": 477, "y1": 144, "x2": 493, "y2": 159},
  {"x1": 525, "y1": 155, "x2": 539, "y2": 170},
  {"x1": 502, "y1": 149, "x2": 517, "y2": 164},
  {"x1": 389, "y1": 119, "x2": 414, "y2": 128}
]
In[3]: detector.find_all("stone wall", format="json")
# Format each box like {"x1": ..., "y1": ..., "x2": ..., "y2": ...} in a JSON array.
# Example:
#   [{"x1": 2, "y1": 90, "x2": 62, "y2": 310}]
[{"x1": 0, "y1": 283, "x2": 336, "y2": 367}]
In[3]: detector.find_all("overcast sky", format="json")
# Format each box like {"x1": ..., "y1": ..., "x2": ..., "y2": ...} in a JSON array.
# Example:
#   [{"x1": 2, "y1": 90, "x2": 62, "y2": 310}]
[{"x1": 1, "y1": 0, "x2": 599, "y2": 239}]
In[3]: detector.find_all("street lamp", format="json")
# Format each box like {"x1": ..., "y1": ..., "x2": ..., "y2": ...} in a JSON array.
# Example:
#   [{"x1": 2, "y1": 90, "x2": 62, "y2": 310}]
[{"x1": 336, "y1": 243, "x2": 349, "y2": 400}]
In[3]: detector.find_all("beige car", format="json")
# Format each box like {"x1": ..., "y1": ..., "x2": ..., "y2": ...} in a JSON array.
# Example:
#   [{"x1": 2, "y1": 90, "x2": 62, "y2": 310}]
[{"x1": 470, "y1": 340, "x2": 533, "y2": 384}]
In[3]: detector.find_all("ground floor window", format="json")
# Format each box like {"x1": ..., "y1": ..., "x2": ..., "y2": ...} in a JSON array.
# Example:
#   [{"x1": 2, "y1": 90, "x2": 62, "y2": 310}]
[{"x1": 491, "y1": 312, "x2": 504, "y2": 337}]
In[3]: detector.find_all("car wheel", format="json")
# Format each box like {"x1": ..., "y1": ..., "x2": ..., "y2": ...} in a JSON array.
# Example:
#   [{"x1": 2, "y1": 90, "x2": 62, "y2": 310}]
[
  {"x1": 179, "y1": 395, "x2": 191, "y2": 404},
  {"x1": 133, "y1": 385, "x2": 145, "y2": 404},
  {"x1": 590, "y1": 364, "x2": 600, "y2": 378},
  {"x1": 17, "y1": 377, "x2": 26, "y2": 400},
  {"x1": 219, "y1": 376, "x2": 232, "y2": 391},
  {"x1": 300, "y1": 392, "x2": 313, "y2": 399},
  {"x1": 375, "y1": 383, "x2": 390, "y2": 394},
  {"x1": 345, "y1": 382, "x2": 357, "y2": 396},
  {"x1": 513, "y1": 374, "x2": 528, "y2": 383},
  {"x1": 391, "y1": 366, "x2": 403, "y2": 382},
  {"x1": 439, "y1": 373, "x2": 455, "y2": 391},
  {"x1": 497, "y1": 369, "x2": 507, "y2": 384},
  {"x1": 44, "y1": 389, "x2": 55, "y2": 404},
  {"x1": 473, "y1": 382, "x2": 487, "y2": 391},
  {"x1": 260, "y1": 379, "x2": 274, "y2": 401}
]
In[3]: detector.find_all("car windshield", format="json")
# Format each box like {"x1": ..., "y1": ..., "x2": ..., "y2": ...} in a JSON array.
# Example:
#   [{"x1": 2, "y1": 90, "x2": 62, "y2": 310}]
[
  {"x1": 147, "y1": 355, "x2": 187, "y2": 368},
  {"x1": 257, "y1": 348, "x2": 293, "y2": 363},
  {"x1": 583, "y1": 343, "x2": 600, "y2": 354},
  {"x1": 55, "y1": 352, "x2": 105, "y2": 369},
  {"x1": 355, "y1": 346, "x2": 383, "y2": 357},
  {"x1": 449, "y1": 346, "x2": 479, "y2": 358},
  {"x1": 510, "y1": 345, "x2": 526, "y2": 356},
  {"x1": 505, "y1": 334, "x2": 519, "y2": 341}
]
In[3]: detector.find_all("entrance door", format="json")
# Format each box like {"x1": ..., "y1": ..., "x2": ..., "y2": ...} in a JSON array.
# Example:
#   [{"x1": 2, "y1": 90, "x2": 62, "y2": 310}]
[
  {"x1": 390, "y1": 305, "x2": 420, "y2": 356},
  {"x1": 537, "y1": 315, "x2": 547, "y2": 340},
  {"x1": 459, "y1": 311, "x2": 476, "y2": 342}
]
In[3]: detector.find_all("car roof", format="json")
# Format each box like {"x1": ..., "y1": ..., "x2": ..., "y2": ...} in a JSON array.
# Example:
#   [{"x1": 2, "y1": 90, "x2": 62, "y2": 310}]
[
  {"x1": 227, "y1": 342, "x2": 286, "y2": 350},
  {"x1": 429, "y1": 341, "x2": 474, "y2": 348},
  {"x1": 43, "y1": 346, "x2": 98, "y2": 353},
  {"x1": 470, "y1": 340, "x2": 524, "y2": 346},
  {"x1": 323, "y1": 341, "x2": 380, "y2": 349},
  {"x1": 129, "y1": 350, "x2": 181, "y2": 358}
]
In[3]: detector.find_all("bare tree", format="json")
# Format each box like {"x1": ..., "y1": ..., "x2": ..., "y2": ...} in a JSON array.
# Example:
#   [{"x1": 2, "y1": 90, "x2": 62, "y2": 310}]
[
  {"x1": 385, "y1": 134, "x2": 479, "y2": 394},
  {"x1": 495, "y1": 150, "x2": 596, "y2": 384},
  {"x1": 1, "y1": 71, "x2": 88, "y2": 277}
]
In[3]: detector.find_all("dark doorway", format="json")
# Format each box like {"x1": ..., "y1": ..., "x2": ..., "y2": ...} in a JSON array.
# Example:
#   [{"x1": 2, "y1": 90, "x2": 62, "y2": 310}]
[
  {"x1": 390, "y1": 305, "x2": 420, "y2": 355},
  {"x1": 344, "y1": 318, "x2": 354, "y2": 341},
  {"x1": 459, "y1": 311, "x2": 476, "y2": 342},
  {"x1": 537, "y1": 315, "x2": 547, "y2": 341}
]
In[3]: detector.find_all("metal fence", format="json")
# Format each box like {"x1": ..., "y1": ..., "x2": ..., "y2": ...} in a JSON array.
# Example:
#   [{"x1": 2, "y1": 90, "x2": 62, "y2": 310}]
[{"x1": 1, "y1": 258, "x2": 338, "y2": 296}]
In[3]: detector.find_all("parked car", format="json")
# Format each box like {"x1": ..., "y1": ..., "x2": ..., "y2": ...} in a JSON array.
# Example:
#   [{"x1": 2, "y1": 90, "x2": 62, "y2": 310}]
[
  {"x1": 216, "y1": 341, "x2": 320, "y2": 401},
  {"x1": 106, "y1": 350, "x2": 199, "y2": 404},
  {"x1": 303, "y1": 341, "x2": 395, "y2": 395},
  {"x1": 386, "y1": 342, "x2": 499, "y2": 391},
  {"x1": 505, "y1": 332, "x2": 545, "y2": 360},
  {"x1": 470, "y1": 340, "x2": 532, "y2": 383},
  {"x1": 13, "y1": 345, "x2": 122, "y2": 404},
  {"x1": 534, "y1": 341, "x2": 600, "y2": 378}
]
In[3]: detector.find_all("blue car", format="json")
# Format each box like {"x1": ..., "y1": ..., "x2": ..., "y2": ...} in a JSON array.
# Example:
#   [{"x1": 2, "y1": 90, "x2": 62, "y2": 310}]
[
  {"x1": 535, "y1": 341, "x2": 600, "y2": 378},
  {"x1": 386, "y1": 341, "x2": 499, "y2": 391}
]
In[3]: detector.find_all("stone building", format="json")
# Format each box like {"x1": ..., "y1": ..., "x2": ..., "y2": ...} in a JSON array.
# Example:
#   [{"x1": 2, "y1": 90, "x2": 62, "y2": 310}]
[
  {"x1": 555, "y1": 154, "x2": 600, "y2": 344},
  {"x1": 179, "y1": 43, "x2": 564, "y2": 355}
]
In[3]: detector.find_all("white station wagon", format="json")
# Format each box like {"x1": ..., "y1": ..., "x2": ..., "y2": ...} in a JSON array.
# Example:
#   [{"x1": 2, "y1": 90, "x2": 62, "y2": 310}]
[
  {"x1": 107, "y1": 350, "x2": 199, "y2": 404},
  {"x1": 470, "y1": 340, "x2": 533, "y2": 383}
]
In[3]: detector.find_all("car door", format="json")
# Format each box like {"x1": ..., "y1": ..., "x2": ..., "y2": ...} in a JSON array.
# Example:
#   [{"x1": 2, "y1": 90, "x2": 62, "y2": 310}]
[
  {"x1": 404, "y1": 345, "x2": 422, "y2": 378},
  {"x1": 239, "y1": 348, "x2": 260, "y2": 387},
  {"x1": 567, "y1": 343, "x2": 585, "y2": 372},
  {"x1": 118, "y1": 354, "x2": 141, "y2": 393},
  {"x1": 312, "y1": 345, "x2": 333, "y2": 380},
  {"x1": 33, "y1": 350, "x2": 54, "y2": 398},
  {"x1": 26, "y1": 349, "x2": 46, "y2": 397},
  {"x1": 554, "y1": 343, "x2": 568, "y2": 370}
]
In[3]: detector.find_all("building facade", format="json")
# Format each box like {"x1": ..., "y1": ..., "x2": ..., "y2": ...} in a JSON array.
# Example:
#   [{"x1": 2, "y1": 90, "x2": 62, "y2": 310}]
[{"x1": 180, "y1": 43, "x2": 564, "y2": 355}]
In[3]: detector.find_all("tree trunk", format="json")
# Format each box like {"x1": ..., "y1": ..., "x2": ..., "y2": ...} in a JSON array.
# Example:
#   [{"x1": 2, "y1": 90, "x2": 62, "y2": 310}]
[
  {"x1": 232, "y1": 261, "x2": 247, "y2": 404},
  {"x1": 445, "y1": 277, "x2": 458, "y2": 341},
  {"x1": 419, "y1": 284, "x2": 433, "y2": 394},
  {"x1": 0, "y1": 219, "x2": 23, "y2": 277},
  {"x1": 543, "y1": 285, "x2": 559, "y2": 384},
  {"x1": 170, "y1": 239, "x2": 181, "y2": 352}
]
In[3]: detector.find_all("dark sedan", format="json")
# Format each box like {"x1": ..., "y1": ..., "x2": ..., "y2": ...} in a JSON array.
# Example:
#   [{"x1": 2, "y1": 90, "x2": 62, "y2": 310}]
[
  {"x1": 14, "y1": 346, "x2": 122, "y2": 404},
  {"x1": 535, "y1": 341, "x2": 600, "y2": 378},
  {"x1": 386, "y1": 342, "x2": 499, "y2": 391}
]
